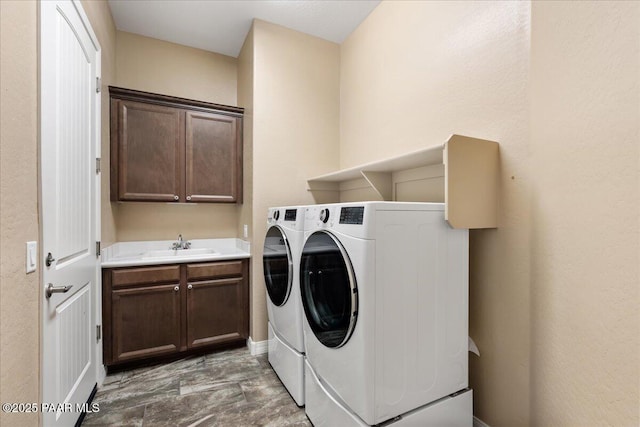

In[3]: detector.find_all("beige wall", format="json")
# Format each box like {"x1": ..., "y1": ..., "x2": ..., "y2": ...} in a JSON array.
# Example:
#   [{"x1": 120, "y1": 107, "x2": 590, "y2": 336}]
[
  {"x1": 530, "y1": 2, "x2": 639, "y2": 425},
  {"x1": 341, "y1": 1, "x2": 639, "y2": 425},
  {"x1": 114, "y1": 31, "x2": 240, "y2": 242},
  {"x1": 249, "y1": 20, "x2": 340, "y2": 340},
  {"x1": 0, "y1": 1, "x2": 39, "y2": 425},
  {"x1": 116, "y1": 31, "x2": 237, "y2": 105}
]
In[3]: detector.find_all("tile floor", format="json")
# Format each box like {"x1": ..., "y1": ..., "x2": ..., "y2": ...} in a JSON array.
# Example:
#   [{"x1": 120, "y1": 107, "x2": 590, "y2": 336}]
[{"x1": 83, "y1": 347, "x2": 311, "y2": 426}]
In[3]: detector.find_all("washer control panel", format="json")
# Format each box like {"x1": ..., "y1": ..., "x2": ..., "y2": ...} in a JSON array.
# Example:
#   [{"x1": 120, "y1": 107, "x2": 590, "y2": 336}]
[
  {"x1": 268, "y1": 207, "x2": 304, "y2": 230},
  {"x1": 339, "y1": 207, "x2": 365, "y2": 225},
  {"x1": 284, "y1": 209, "x2": 297, "y2": 221}
]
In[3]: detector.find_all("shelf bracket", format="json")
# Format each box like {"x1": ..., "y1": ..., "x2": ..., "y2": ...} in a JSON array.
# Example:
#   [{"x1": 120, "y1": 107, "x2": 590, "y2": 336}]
[{"x1": 360, "y1": 171, "x2": 393, "y2": 201}]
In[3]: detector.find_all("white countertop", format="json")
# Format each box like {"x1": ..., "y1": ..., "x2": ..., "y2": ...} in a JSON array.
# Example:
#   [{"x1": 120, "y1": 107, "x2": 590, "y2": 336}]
[{"x1": 101, "y1": 238, "x2": 251, "y2": 268}]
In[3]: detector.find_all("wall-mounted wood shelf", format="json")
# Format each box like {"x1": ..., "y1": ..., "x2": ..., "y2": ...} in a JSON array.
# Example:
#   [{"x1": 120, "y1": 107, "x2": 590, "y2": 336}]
[{"x1": 307, "y1": 134, "x2": 499, "y2": 229}]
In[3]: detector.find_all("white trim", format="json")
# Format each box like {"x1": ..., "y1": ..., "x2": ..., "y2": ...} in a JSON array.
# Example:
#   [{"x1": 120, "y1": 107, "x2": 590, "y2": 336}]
[
  {"x1": 474, "y1": 416, "x2": 491, "y2": 427},
  {"x1": 72, "y1": 0, "x2": 101, "y2": 51},
  {"x1": 247, "y1": 337, "x2": 269, "y2": 356},
  {"x1": 93, "y1": 14, "x2": 103, "y2": 390}
]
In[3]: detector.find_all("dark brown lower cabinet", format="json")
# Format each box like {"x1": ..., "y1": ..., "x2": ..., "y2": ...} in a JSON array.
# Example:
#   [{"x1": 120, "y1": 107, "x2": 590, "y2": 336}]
[
  {"x1": 187, "y1": 278, "x2": 246, "y2": 348},
  {"x1": 186, "y1": 260, "x2": 248, "y2": 349},
  {"x1": 103, "y1": 259, "x2": 249, "y2": 367},
  {"x1": 112, "y1": 284, "x2": 181, "y2": 362}
]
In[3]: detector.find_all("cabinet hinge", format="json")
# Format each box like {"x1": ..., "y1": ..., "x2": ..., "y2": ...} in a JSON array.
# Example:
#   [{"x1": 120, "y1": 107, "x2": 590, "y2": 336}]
[
  {"x1": 96, "y1": 77, "x2": 101, "y2": 93},
  {"x1": 96, "y1": 241, "x2": 101, "y2": 257},
  {"x1": 96, "y1": 325, "x2": 101, "y2": 342},
  {"x1": 96, "y1": 158, "x2": 101, "y2": 174}
]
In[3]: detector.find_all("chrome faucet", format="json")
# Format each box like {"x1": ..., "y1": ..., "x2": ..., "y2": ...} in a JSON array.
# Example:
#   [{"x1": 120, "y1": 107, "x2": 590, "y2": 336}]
[{"x1": 171, "y1": 234, "x2": 191, "y2": 250}]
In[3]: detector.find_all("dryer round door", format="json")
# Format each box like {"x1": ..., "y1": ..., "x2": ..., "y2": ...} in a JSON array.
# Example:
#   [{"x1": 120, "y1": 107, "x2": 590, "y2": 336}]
[
  {"x1": 263, "y1": 225, "x2": 293, "y2": 307},
  {"x1": 300, "y1": 231, "x2": 358, "y2": 348}
]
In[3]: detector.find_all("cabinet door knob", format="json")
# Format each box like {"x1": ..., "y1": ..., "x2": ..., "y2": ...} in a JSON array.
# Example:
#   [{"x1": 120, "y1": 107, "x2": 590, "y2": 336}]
[
  {"x1": 174, "y1": 286, "x2": 179, "y2": 292},
  {"x1": 186, "y1": 196, "x2": 192, "y2": 201},
  {"x1": 188, "y1": 284, "x2": 193, "y2": 290},
  {"x1": 173, "y1": 195, "x2": 179, "y2": 201}
]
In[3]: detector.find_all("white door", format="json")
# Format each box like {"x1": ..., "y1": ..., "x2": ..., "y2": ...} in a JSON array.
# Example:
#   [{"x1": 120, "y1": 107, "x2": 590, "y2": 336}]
[{"x1": 40, "y1": 1, "x2": 101, "y2": 425}]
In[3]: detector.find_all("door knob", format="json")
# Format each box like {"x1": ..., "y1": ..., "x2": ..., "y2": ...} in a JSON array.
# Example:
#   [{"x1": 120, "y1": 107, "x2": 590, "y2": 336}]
[{"x1": 45, "y1": 283, "x2": 72, "y2": 299}]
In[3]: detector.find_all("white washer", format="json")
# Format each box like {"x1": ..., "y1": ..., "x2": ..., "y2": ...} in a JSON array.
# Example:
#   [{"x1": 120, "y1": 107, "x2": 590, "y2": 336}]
[
  {"x1": 301, "y1": 202, "x2": 471, "y2": 426},
  {"x1": 263, "y1": 206, "x2": 306, "y2": 406}
]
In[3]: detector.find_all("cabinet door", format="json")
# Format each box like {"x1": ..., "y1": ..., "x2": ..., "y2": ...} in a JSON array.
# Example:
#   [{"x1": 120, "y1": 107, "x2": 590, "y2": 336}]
[
  {"x1": 185, "y1": 111, "x2": 241, "y2": 203},
  {"x1": 114, "y1": 100, "x2": 184, "y2": 201},
  {"x1": 186, "y1": 278, "x2": 248, "y2": 349},
  {"x1": 111, "y1": 283, "x2": 181, "y2": 363}
]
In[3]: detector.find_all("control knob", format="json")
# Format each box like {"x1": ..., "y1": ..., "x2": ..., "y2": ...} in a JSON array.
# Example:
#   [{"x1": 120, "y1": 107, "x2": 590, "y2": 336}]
[
  {"x1": 273, "y1": 210, "x2": 280, "y2": 221},
  {"x1": 319, "y1": 208, "x2": 330, "y2": 223}
]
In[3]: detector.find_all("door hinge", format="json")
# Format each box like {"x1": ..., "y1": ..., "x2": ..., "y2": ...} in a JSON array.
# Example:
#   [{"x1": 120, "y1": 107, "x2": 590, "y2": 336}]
[
  {"x1": 96, "y1": 325, "x2": 101, "y2": 342},
  {"x1": 96, "y1": 77, "x2": 101, "y2": 93},
  {"x1": 96, "y1": 241, "x2": 101, "y2": 257},
  {"x1": 96, "y1": 157, "x2": 101, "y2": 174}
]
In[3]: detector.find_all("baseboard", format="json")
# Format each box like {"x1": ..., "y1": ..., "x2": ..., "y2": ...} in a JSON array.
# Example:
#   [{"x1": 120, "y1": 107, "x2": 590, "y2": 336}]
[
  {"x1": 247, "y1": 337, "x2": 269, "y2": 356},
  {"x1": 97, "y1": 363, "x2": 107, "y2": 387},
  {"x1": 473, "y1": 416, "x2": 491, "y2": 427}
]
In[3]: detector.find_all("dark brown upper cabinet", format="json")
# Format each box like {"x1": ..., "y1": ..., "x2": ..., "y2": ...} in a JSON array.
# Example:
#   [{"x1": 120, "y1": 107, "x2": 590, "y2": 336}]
[{"x1": 110, "y1": 86, "x2": 243, "y2": 203}]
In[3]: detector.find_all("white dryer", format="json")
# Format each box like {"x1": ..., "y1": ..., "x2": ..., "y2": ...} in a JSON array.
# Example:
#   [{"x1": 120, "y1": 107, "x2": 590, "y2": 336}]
[
  {"x1": 263, "y1": 206, "x2": 306, "y2": 406},
  {"x1": 301, "y1": 202, "x2": 472, "y2": 426}
]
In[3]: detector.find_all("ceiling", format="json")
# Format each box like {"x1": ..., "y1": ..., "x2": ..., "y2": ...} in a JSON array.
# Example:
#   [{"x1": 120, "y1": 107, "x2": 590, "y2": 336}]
[{"x1": 107, "y1": 0, "x2": 381, "y2": 58}]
